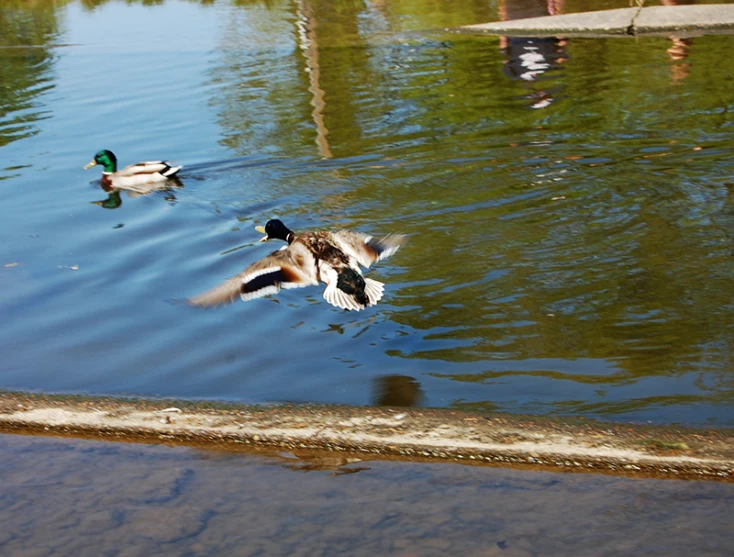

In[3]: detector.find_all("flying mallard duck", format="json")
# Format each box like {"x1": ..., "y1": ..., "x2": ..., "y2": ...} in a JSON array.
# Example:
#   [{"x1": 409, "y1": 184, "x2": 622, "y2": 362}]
[
  {"x1": 83, "y1": 149, "x2": 182, "y2": 189},
  {"x1": 189, "y1": 219, "x2": 405, "y2": 311}
]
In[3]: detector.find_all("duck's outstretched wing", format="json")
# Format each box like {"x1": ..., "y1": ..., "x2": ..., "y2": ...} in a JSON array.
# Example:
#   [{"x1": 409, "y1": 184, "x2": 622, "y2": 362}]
[
  {"x1": 188, "y1": 249, "x2": 316, "y2": 308},
  {"x1": 331, "y1": 230, "x2": 406, "y2": 268}
]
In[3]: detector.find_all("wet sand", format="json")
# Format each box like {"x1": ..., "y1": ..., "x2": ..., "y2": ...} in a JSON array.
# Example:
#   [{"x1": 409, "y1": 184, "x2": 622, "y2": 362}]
[{"x1": 1, "y1": 433, "x2": 732, "y2": 557}]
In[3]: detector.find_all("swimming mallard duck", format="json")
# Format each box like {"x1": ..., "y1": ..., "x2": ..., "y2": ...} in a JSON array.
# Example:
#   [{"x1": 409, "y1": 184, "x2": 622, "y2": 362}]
[
  {"x1": 189, "y1": 219, "x2": 405, "y2": 311},
  {"x1": 83, "y1": 149, "x2": 182, "y2": 189}
]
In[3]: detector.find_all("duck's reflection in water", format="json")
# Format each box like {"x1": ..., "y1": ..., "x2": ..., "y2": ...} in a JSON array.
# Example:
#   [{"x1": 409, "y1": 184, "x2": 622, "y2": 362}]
[
  {"x1": 195, "y1": 448, "x2": 373, "y2": 476},
  {"x1": 91, "y1": 177, "x2": 184, "y2": 209},
  {"x1": 276, "y1": 452, "x2": 372, "y2": 476},
  {"x1": 372, "y1": 374, "x2": 424, "y2": 408},
  {"x1": 191, "y1": 375, "x2": 425, "y2": 476}
]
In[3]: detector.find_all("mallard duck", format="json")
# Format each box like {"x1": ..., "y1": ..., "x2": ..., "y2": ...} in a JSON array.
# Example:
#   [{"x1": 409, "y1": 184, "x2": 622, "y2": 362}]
[
  {"x1": 189, "y1": 219, "x2": 405, "y2": 311},
  {"x1": 83, "y1": 149, "x2": 182, "y2": 189}
]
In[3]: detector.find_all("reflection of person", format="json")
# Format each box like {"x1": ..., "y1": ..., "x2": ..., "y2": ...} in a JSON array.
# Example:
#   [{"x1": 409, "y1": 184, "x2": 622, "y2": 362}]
[
  {"x1": 372, "y1": 375, "x2": 423, "y2": 407},
  {"x1": 498, "y1": 0, "x2": 568, "y2": 108},
  {"x1": 501, "y1": 36, "x2": 566, "y2": 82},
  {"x1": 660, "y1": 0, "x2": 693, "y2": 83}
]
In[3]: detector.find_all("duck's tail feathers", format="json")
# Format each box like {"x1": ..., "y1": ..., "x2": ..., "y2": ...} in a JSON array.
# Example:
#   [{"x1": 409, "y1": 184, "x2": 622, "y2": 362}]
[
  {"x1": 323, "y1": 281, "x2": 364, "y2": 311},
  {"x1": 163, "y1": 164, "x2": 183, "y2": 177},
  {"x1": 364, "y1": 278, "x2": 384, "y2": 306}
]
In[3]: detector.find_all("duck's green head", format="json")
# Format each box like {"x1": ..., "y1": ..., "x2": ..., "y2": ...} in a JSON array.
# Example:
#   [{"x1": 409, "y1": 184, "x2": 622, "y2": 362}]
[
  {"x1": 255, "y1": 219, "x2": 293, "y2": 243},
  {"x1": 84, "y1": 149, "x2": 117, "y2": 173}
]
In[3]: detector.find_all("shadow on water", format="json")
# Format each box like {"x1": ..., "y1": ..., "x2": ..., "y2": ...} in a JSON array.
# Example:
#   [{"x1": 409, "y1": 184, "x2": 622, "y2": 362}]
[
  {"x1": 0, "y1": 0, "x2": 733, "y2": 424},
  {"x1": 373, "y1": 374, "x2": 424, "y2": 407}
]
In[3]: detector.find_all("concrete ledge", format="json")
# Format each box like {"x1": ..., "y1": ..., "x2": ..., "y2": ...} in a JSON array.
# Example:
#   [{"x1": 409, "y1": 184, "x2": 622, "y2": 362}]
[
  {"x1": 0, "y1": 392, "x2": 732, "y2": 481},
  {"x1": 459, "y1": 5, "x2": 734, "y2": 37},
  {"x1": 634, "y1": 5, "x2": 734, "y2": 33},
  {"x1": 462, "y1": 7, "x2": 639, "y2": 36}
]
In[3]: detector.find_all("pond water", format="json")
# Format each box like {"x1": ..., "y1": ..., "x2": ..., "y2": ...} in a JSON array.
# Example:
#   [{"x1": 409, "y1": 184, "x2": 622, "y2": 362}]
[
  {"x1": 3, "y1": 433, "x2": 733, "y2": 556},
  {"x1": 1, "y1": 0, "x2": 733, "y2": 425}
]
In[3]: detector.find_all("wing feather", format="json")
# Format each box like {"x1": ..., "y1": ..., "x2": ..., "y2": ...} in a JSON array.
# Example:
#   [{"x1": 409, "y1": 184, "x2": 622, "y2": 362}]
[
  {"x1": 188, "y1": 249, "x2": 315, "y2": 308},
  {"x1": 118, "y1": 161, "x2": 182, "y2": 178},
  {"x1": 332, "y1": 230, "x2": 406, "y2": 268},
  {"x1": 187, "y1": 275, "x2": 243, "y2": 307}
]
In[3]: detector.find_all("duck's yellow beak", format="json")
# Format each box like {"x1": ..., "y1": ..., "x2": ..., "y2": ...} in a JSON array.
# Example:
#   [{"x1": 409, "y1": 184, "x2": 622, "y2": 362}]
[
  {"x1": 255, "y1": 225, "x2": 268, "y2": 242},
  {"x1": 83, "y1": 160, "x2": 97, "y2": 170}
]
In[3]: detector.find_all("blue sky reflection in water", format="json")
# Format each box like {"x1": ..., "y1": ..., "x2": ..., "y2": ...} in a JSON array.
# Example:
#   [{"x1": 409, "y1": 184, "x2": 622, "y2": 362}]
[{"x1": 0, "y1": 0, "x2": 733, "y2": 425}]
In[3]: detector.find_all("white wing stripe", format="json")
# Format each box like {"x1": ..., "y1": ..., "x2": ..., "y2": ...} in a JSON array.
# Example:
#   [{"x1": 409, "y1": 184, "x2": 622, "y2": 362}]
[
  {"x1": 240, "y1": 285, "x2": 280, "y2": 301},
  {"x1": 240, "y1": 266, "x2": 282, "y2": 284}
]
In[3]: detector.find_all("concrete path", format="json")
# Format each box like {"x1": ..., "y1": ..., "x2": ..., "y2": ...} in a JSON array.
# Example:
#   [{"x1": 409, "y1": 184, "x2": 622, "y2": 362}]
[
  {"x1": 1, "y1": 392, "x2": 732, "y2": 481},
  {"x1": 460, "y1": 4, "x2": 734, "y2": 37}
]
